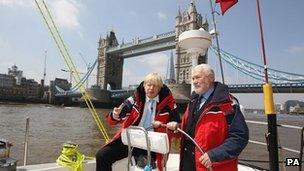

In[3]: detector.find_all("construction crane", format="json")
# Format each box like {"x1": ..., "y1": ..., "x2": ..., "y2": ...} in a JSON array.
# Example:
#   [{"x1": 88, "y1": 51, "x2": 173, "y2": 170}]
[
  {"x1": 43, "y1": 50, "x2": 47, "y2": 82},
  {"x1": 79, "y1": 52, "x2": 90, "y2": 89}
]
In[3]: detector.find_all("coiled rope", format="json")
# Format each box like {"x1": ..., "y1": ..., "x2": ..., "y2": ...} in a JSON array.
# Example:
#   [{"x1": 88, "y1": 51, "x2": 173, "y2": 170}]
[{"x1": 56, "y1": 142, "x2": 94, "y2": 171}]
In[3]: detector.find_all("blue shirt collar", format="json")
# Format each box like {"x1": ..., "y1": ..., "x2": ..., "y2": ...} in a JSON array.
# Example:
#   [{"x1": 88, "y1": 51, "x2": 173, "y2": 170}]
[
  {"x1": 201, "y1": 86, "x2": 214, "y2": 100},
  {"x1": 146, "y1": 95, "x2": 159, "y2": 103}
]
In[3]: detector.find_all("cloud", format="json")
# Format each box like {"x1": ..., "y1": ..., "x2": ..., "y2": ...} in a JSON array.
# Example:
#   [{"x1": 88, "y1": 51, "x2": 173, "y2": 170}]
[
  {"x1": 157, "y1": 11, "x2": 167, "y2": 20},
  {"x1": 0, "y1": 0, "x2": 33, "y2": 7},
  {"x1": 49, "y1": 0, "x2": 82, "y2": 29},
  {"x1": 138, "y1": 52, "x2": 169, "y2": 75},
  {"x1": 123, "y1": 68, "x2": 144, "y2": 86},
  {"x1": 286, "y1": 44, "x2": 304, "y2": 54},
  {"x1": 0, "y1": 0, "x2": 82, "y2": 29},
  {"x1": 122, "y1": 52, "x2": 170, "y2": 86}
]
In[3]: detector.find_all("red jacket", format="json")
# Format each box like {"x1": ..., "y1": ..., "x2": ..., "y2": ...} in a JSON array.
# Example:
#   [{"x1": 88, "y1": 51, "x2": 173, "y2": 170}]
[
  {"x1": 106, "y1": 82, "x2": 180, "y2": 170},
  {"x1": 180, "y1": 82, "x2": 249, "y2": 171}
]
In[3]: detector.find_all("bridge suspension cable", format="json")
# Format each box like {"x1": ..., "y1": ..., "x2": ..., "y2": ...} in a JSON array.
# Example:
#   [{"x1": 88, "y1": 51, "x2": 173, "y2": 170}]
[
  {"x1": 210, "y1": 45, "x2": 304, "y2": 83},
  {"x1": 34, "y1": 0, "x2": 110, "y2": 142},
  {"x1": 55, "y1": 59, "x2": 97, "y2": 95},
  {"x1": 64, "y1": 59, "x2": 97, "y2": 93}
]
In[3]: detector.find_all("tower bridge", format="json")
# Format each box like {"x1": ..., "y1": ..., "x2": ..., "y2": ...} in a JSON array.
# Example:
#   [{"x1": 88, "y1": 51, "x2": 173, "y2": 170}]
[
  {"x1": 96, "y1": 1, "x2": 208, "y2": 92},
  {"x1": 55, "y1": 1, "x2": 304, "y2": 105}
]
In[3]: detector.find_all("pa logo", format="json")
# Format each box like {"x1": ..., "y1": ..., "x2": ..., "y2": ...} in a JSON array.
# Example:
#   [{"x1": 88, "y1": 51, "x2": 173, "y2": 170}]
[{"x1": 285, "y1": 158, "x2": 301, "y2": 166}]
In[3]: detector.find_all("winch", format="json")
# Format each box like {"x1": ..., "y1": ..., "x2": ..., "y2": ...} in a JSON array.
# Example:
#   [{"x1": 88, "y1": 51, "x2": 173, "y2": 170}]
[{"x1": 0, "y1": 139, "x2": 17, "y2": 171}]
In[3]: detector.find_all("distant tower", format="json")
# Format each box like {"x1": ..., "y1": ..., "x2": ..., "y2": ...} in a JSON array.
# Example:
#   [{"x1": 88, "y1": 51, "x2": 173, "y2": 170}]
[
  {"x1": 43, "y1": 50, "x2": 47, "y2": 85},
  {"x1": 175, "y1": 0, "x2": 209, "y2": 84},
  {"x1": 96, "y1": 30, "x2": 123, "y2": 90},
  {"x1": 8, "y1": 65, "x2": 23, "y2": 85},
  {"x1": 165, "y1": 51, "x2": 176, "y2": 84}
]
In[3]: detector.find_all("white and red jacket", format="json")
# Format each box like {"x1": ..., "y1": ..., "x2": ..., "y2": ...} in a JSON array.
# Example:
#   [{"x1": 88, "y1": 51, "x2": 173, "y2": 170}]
[
  {"x1": 180, "y1": 82, "x2": 249, "y2": 171},
  {"x1": 106, "y1": 82, "x2": 180, "y2": 171}
]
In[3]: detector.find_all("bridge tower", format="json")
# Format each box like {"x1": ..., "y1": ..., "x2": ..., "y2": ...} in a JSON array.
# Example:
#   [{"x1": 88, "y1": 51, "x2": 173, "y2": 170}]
[
  {"x1": 175, "y1": 1, "x2": 209, "y2": 84},
  {"x1": 96, "y1": 31, "x2": 124, "y2": 90}
]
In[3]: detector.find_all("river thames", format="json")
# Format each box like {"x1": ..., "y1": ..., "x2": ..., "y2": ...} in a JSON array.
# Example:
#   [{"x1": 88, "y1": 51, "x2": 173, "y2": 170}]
[{"x1": 0, "y1": 103, "x2": 303, "y2": 170}]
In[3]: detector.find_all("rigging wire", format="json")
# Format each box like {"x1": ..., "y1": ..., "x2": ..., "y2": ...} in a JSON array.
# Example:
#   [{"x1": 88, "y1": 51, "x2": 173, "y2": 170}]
[{"x1": 34, "y1": 0, "x2": 110, "y2": 142}]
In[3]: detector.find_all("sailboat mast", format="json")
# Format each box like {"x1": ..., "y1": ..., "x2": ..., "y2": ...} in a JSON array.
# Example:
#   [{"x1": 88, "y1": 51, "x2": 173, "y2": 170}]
[
  {"x1": 256, "y1": 0, "x2": 279, "y2": 170},
  {"x1": 208, "y1": 0, "x2": 225, "y2": 84}
]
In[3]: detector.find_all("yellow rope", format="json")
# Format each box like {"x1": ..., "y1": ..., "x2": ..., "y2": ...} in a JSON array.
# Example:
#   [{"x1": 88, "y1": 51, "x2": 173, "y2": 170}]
[
  {"x1": 56, "y1": 142, "x2": 94, "y2": 171},
  {"x1": 34, "y1": 0, "x2": 110, "y2": 142}
]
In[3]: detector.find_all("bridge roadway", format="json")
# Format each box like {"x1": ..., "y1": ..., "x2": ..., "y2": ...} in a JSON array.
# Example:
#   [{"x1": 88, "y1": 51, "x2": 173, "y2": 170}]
[
  {"x1": 228, "y1": 83, "x2": 304, "y2": 93},
  {"x1": 110, "y1": 83, "x2": 304, "y2": 99},
  {"x1": 52, "y1": 83, "x2": 304, "y2": 106},
  {"x1": 54, "y1": 83, "x2": 304, "y2": 100},
  {"x1": 106, "y1": 31, "x2": 176, "y2": 58}
]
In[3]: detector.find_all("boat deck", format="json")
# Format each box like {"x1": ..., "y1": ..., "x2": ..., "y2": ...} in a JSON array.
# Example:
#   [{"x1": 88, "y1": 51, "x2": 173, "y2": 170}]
[{"x1": 17, "y1": 154, "x2": 261, "y2": 171}]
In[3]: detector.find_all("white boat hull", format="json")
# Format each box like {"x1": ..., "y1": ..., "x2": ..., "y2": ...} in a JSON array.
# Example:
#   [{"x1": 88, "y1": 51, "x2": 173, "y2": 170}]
[{"x1": 17, "y1": 154, "x2": 260, "y2": 171}]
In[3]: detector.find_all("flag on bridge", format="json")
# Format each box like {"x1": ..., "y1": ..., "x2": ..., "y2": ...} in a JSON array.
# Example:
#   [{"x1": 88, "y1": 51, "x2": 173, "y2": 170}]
[{"x1": 216, "y1": 0, "x2": 238, "y2": 15}]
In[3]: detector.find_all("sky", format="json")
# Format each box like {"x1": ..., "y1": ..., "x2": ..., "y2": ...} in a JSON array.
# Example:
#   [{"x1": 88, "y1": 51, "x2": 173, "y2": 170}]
[{"x1": 0, "y1": 0, "x2": 303, "y2": 108}]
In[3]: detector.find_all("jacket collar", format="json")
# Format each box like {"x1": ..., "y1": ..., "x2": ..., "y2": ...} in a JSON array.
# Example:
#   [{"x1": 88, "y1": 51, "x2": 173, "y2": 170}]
[
  {"x1": 136, "y1": 82, "x2": 171, "y2": 104},
  {"x1": 190, "y1": 82, "x2": 229, "y2": 103}
]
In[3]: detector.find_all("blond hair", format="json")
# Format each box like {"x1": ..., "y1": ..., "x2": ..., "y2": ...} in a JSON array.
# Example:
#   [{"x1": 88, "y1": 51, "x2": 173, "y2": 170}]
[{"x1": 143, "y1": 73, "x2": 163, "y2": 88}]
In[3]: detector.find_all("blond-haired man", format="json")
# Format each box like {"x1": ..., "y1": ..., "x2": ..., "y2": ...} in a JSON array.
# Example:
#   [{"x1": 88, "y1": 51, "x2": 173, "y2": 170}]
[{"x1": 96, "y1": 73, "x2": 180, "y2": 171}]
